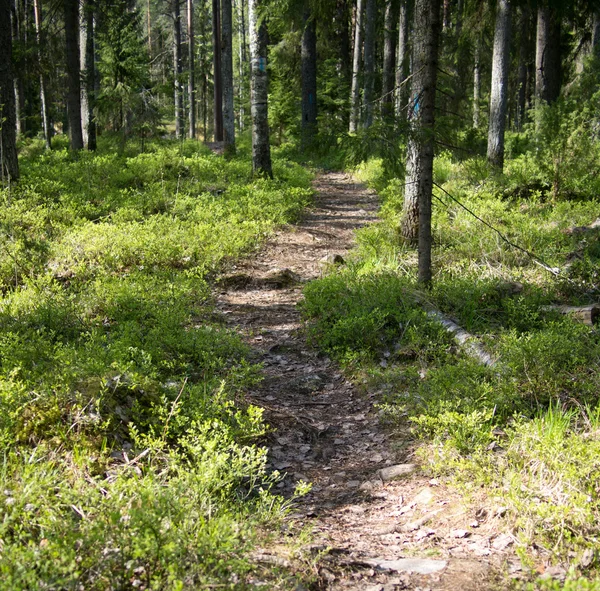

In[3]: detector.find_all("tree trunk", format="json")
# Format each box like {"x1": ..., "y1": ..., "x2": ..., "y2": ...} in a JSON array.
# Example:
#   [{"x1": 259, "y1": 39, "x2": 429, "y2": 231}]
[
  {"x1": 64, "y1": 0, "x2": 84, "y2": 150},
  {"x1": 381, "y1": 0, "x2": 395, "y2": 116},
  {"x1": 401, "y1": 0, "x2": 441, "y2": 285},
  {"x1": 349, "y1": 0, "x2": 364, "y2": 132},
  {"x1": 173, "y1": 0, "x2": 184, "y2": 139},
  {"x1": 535, "y1": 4, "x2": 561, "y2": 105},
  {"x1": 212, "y1": 0, "x2": 223, "y2": 141},
  {"x1": 10, "y1": 0, "x2": 24, "y2": 136},
  {"x1": 442, "y1": 0, "x2": 450, "y2": 30},
  {"x1": 362, "y1": 0, "x2": 376, "y2": 128},
  {"x1": 80, "y1": 0, "x2": 96, "y2": 150},
  {"x1": 33, "y1": 0, "x2": 51, "y2": 149},
  {"x1": 514, "y1": 7, "x2": 529, "y2": 131},
  {"x1": 222, "y1": 0, "x2": 235, "y2": 153},
  {"x1": 301, "y1": 9, "x2": 317, "y2": 150},
  {"x1": 0, "y1": 0, "x2": 19, "y2": 180},
  {"x1": 237, "y1": 0, "x2": 247, "y2": 130},
  {"x1": 593, "y1": 11, "x2": 600, "y2": 58},
  {"x1": 487, "y1": 0, "x2": 511, "y2": 170},
  {"x1": 337, "y1": 0, "x2": 351, "y2": 86},
  {"x1": 188, "y1": 0, "x2": 196, "y2": 139},
  {"x1": 147, "y1": 0, "x2": 152, "y2": 52},
  {"x1": 473, "y1": 37, "x2": 480, "y2": 129},
  {"x1": 248, "y1": 0, "x2": 272, "y2": 177},
  {"x1": 395, "y1": 0, "x2": 410, "y2": 121}
]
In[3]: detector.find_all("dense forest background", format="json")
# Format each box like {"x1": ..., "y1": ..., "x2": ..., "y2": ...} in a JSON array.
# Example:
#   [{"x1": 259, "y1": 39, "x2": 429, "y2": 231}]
[{"x1": 3, "y1": 0, "x2": 600, "y2": 589}]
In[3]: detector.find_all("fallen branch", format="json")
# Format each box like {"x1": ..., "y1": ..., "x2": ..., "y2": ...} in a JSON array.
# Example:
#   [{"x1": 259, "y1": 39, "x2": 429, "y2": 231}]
[{"x1": 427, "y1": 310, "x2": 496, "y2": 367}]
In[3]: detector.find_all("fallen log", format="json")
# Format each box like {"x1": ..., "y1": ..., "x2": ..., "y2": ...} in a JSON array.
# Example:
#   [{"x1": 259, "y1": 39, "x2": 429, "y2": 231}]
[
  {"x1": 427, "y1": 310, "x2": 496, "y2": 367},
  {"x1": 542, "y1": 304, "x2": 600, "y2": 326}
]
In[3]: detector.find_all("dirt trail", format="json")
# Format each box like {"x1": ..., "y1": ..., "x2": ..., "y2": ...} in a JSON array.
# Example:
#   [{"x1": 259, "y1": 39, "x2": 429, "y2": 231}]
[{"x1": 216, "y1": 173, "x2": 511, "y2": 590}]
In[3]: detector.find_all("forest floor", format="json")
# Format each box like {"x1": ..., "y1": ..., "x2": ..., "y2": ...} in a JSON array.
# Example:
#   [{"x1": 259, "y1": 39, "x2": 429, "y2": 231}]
[{"x1": 215, "y1": 172, "x2": 516, "y2": 590}]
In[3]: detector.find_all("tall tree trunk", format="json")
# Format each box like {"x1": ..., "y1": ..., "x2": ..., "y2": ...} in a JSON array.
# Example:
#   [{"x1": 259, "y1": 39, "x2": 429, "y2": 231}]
[
  {"x1": 80, "y1": 0, "x2": 96, "y2": 150},
  {"x1": 301, "y1": 9, "x2": 317, "y2": 150},
  {"x1": 395, "y1": 0, "x2": 410, "y2": 121},
  {"x1": 337, "y1": 0, "x2": 351, "y2": 86},
  {"x1": 442, "y1": 0, "x2": 450, "y2": 30},
  {"x1": 173, "y1": 0, "x2": 184, "y2": 139},
  {"x1": 10, "y1": 0, "x2": 24, "y2": 136},
  {"x1": 33, "y1": 0, "x2": 51, "y2": 149},
  {"x1": 381, "y1": 0, "x2": 395, "y2": 116},
  {"x1": 401, "y1": 0, "x2": 441, "y2": 281},
  {"x1": 349, "y1": 0, "x2": 364, "y2": 132},
  {"x1": 473, "y1": 37, "x2": 480, "y2": 129},
  {"x1": 487, "y1": 0, "x2": 511, "y2": 170},
  {"x1": 222, "y1": 0, "x2": 235, "y2": 152},
  {"x1": 188, "y1": 0, "x2": 196, "y2": 139},
  {"x1": 535, "y1": 4, "x2": 561, "y2": 105},
  {"x1": 593, "y1": 11, "x2": 600, "y2": 58},
  {"x1": 1, "y1": 0, "x2": 19, "y2": 180},
  {"x1": 64, "y1": 0, "x2": 83, "y2": 150},
  {"x1": 147, "y1": 0, "x2": 152, "y2": 52},
  {"x1": 248, "y1": 0, "x2": 272, "y2": 177},
  {"x1": 362, "y1": 0, "x2": 376, "y2": 128},
  {"x1": 515, "y1": 6, "x2": 530, "y2": 131},
  {"x1": 212, "y1": 0, "x2": 223, "y2": 141},
  {"x1": 237, "y1": 0, "x2": 247, "y2": 130}
]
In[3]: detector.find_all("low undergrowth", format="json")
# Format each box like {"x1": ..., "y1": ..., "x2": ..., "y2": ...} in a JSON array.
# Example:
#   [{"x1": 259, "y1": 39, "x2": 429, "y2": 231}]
[
  {"x1": 302, "y1": 151, "x2": 600, "y2": 587},
  {"x1": 0, "y1": 137, "x2": 313, "y2": 590}
]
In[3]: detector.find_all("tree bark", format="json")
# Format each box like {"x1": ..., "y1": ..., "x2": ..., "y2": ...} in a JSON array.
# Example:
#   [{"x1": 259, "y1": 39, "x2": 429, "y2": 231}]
[
  {"x1": 362, "y1": 0, "x2": 376, "y2": 128},
  {"x1": 80, "y1": 0, "x2": 96, "y2": 150},
  {"x1": 515, "y1": 6, "x2": 530, "y2": 131},
  {"x1": 487, "y1": 0, "x2": 511, "y2": 170},
  {"x1": 337, "y1": 0, "x2": 351, "y2": 86},
  {"x1": 400, "y1": 0, "x2": 441, "y2": 285},
  {"x1": 188, "y1": 0, "x2": 196, "y2": 139},
  {"x1": 593, "y1": 11, "x2": 600, "y2": 58},
  {"x1": 248, "y1": 0, "x2": 272, "y2": 177},
  {"x1": 222, "y1": 0, "x2": 235, "y2": 153},
  {"x1": 237, "y1": 0, "x2": 247, "y2": 130},
  {"x1": 173, "y1": 0, "x2": 184, "y2": 139},
  {"x1": 212, "y1": 0, "x2": 223, "y2": 141},
  {"x1": 0, "y1": 0, "x2": 19, "y2": 180},
  {"x1": 10, "y1": 0, "x2": 24, "y2": 136},
  {"x1": 64, "y1": 0, "x2": 84, "y2": 150},
  {"x1": 473, "y1": 37, "x2": 480, "y2": 129},
  {"x1": 349, "y1": 0, "x2": 364, "y2": 132},
  {"x1": 301, "y1": 8, "x2": 317, "y2": 150},
  {"x1": 381, "y1": 0, "x2": 395, "y2": 116},
  {"x1": 395, "y1": 0, "x2": 410, "y2": 121},
  {"x1": 33, "y1": 0, "x2": 51, "y2": 149},
  {"x1": 535, "y1": 3, "x2": 561, "y2": 105}
]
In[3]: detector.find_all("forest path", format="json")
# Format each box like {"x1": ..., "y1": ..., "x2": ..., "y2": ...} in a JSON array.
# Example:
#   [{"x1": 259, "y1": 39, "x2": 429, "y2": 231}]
[{"x1": 215, "y1": 172, "x2": 505, "y2": 590}]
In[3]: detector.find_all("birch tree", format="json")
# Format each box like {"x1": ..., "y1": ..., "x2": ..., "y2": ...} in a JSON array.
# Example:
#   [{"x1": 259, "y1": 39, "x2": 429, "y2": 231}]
[
  {"x1": 349, "y1": 0, "x2": 364, "y2": 132},
  {"x1": 33, "y1": 0, "x2": 52, "y2": 149},
  {"x1": 487, "y1": 0, "x2": 511, "y2": 170},
  {"x1": 248, "y1": 0, "x2": 272, "y2": 177}
]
